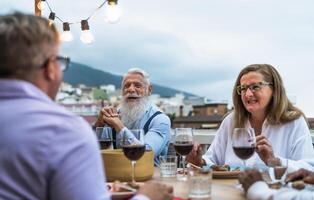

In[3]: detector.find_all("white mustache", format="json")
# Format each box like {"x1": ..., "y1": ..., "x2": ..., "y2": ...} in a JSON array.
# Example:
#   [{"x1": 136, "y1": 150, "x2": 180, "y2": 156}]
[{"x1": 125, "y1": 93, "x2": 141, "y2": 98}]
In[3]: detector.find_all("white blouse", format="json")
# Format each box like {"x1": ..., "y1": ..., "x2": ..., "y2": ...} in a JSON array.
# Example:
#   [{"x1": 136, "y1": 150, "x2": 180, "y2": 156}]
[{"x1": 202, "y1": 112, "x2": 314, "y2": 171}]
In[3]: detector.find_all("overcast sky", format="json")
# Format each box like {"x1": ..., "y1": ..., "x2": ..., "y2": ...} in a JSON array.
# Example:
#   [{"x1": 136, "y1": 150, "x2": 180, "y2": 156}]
[{"x1": 2, "y1": 0, "x2": 314, "y2": 117}]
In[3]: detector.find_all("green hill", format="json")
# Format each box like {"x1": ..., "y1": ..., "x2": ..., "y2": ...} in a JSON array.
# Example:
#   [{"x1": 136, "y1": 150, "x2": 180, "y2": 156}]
[{"x1": 63, "y1": 62, "x2": 196, "y2": 97}]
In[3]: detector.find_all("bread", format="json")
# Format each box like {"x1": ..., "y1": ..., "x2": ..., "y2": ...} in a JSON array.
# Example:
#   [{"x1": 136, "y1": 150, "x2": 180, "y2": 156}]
[
  {"x1": 212, "y1": 164, "x2": 230, "y2": 171},
  {"x1": 291, "y1": 180, "x2": 305, "y2": 190}
]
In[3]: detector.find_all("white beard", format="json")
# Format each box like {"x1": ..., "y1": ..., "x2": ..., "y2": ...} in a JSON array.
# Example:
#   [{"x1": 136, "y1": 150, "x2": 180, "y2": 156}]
[{"x1": 120, "y1": 96, "x2": 150, "y2": 129}]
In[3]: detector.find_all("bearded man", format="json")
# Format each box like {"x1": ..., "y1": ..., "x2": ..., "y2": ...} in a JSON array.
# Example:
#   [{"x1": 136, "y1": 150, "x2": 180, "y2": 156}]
[{"x1": 94, "y1": 68, "x2": 171, "y2": 165}]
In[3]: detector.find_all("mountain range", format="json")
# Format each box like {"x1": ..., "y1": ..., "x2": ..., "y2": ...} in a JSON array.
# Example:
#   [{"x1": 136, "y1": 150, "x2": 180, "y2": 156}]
[{"x1": 63, "y1": 62, "x2": 196, "y2": 97}]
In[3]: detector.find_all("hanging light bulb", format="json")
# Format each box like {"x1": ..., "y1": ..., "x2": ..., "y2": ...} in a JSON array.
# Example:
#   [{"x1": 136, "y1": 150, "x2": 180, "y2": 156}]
[
  {"x1": 105, "y1": 0, "x2": 120, "y2": 24},
  {"x1": 48, "y1": 12, "x2": 55, "y2": 26},
  {"x1": 60, "y1": 22, "x2": 73, "y2": 42},
  {"x1": 80, "y1": 20, "x2": 94, "y2": 44},
  {"x1": 37, "y1": 0, "x2": 47, "y2": 11}
]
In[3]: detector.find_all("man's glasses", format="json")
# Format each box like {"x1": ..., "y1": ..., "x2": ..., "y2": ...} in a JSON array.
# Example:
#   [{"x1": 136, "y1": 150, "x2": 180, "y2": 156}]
[
  {"x1": 236, "y1": 82, "x2": 273, "y2": 95},
  {"x1": 56, "y1": 56, "x2": 70, "y2": 72},
  {"x1": 40, "y1": 55, "x2": 71, "y2": 72}
]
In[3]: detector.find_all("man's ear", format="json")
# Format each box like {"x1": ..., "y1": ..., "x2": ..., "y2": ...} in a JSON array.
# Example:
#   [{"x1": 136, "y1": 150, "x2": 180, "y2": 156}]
[
  {"x1": 43, "y1": 59, "x2": 57, "y2": 81},
  {"x1": 148, "y1": 85, "x2": 152, "y2": 95}
]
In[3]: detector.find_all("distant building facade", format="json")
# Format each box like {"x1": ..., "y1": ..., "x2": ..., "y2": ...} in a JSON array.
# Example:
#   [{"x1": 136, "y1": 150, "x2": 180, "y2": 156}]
[{"x1": 173, "y1": 101, "x2": 229, "y2": 129}]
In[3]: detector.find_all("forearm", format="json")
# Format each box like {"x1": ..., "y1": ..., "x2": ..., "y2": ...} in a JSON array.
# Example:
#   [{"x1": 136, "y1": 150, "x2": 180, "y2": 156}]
[{"x1": 111, "y1": 121, "x2": 124, "y2": 133}]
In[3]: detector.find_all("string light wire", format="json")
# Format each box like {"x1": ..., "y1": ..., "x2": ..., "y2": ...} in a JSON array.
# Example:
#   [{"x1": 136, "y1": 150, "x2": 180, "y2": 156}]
[
  {"x1": 41, "y1": 0, "x2": 118, "y2": 43},
  {"x1": 43, "y1": 0, "x2": 110, "y2": 24}
]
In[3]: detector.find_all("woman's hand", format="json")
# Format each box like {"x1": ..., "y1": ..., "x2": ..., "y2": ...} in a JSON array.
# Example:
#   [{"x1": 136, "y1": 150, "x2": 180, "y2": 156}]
[
  {"x1": 186, "y1": 142, "x2": 204, "y2": 167},
  {"x1": 255, "y1": 135, "x2": 275, "y2": 164}
]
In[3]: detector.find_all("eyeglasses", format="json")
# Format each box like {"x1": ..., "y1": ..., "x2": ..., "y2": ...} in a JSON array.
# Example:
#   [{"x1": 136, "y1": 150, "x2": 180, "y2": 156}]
[
  {"x1": 40, "y1": 55, "x2": 71, "y2": 72},
  {"x1": 56, "y1": 56, "x2": 70, "y2": 72},
  {"x1": 236, "y1": 82, "x2": 273, "y2": 95}
]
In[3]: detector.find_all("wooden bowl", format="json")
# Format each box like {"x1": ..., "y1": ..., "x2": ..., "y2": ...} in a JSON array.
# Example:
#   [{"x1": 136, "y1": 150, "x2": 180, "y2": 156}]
[{"x1": 101, "y1": 149, "x2": 154, "y2": 182}]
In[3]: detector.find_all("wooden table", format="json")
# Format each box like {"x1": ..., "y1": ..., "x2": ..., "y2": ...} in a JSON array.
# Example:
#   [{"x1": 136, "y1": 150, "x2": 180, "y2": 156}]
[{"x1": 152, "y1": 168, "x2": 245, "y2": 200}]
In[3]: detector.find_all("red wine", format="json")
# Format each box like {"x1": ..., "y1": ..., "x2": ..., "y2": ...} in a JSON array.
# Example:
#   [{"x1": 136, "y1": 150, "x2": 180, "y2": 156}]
[
  {"x1": 174, "y1": 142, "x2": 193, "y2": 156},
  {"x1": 99, "y1": 140, "x2": 112, "y2": 150},
  {"x1": 122, "y1": 145, "x2": 145, "y2": 161},
  {"x1": 233, "y1": 146, "x2": 255, "y2": 160}
]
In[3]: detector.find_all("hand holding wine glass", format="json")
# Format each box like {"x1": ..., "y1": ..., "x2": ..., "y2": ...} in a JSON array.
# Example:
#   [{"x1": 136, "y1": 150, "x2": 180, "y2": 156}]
[
  {"x1": 121, "y1": 129, "x2": 145, "y2": 184},
  {"x1": 174, "y1": 128, "x2": 194, "y2": 181},
  {"x1": 255, "y1": 135, "x2": 275, "y2": 164},
  {"x1": 232, "y1": 128, "x2": 256, "y2": 169},
  {"x1": 186, "y1": 143, "x2": 204, "y2": 167}
]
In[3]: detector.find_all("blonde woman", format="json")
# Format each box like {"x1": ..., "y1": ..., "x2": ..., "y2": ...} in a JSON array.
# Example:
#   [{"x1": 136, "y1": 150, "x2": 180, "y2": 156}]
[{"x1": 187, "y1": 64, "x2": 314, "y2": 170}]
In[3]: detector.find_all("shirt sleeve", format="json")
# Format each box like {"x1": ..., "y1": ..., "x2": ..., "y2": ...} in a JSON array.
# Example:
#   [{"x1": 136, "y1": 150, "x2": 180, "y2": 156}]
[
  {"x1": 117, "y1": 127, "x2": 140, "y2": 146},
  {"x1": 202, "y1": 114, "x2": 231, "y2": 166},
  {"x1": 248, "y1": 181, "x2": 314, "y2": 200},
  {"x1": 279, "y1": 117, "x2": 314, "y2": 172},
  {"x1": 48, "y1": 117, "x2": 110, "y2": 200},
  {"x1": 143, "y1": 114, "x2": 170, "y2": 157},
  {"x1": 131, "y1": 194, "x2": 150, "y2": 200}
]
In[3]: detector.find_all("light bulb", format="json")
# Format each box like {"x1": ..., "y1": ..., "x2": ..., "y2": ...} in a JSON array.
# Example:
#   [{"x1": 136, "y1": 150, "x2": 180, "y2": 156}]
[
  {"x1": 37, "y1": 0, "x2": 47, "y2": 11},
  {"x1": 80, "y1": 30, "x2": 94, "y2": 44},
  {"x1": 80, "y1": 20, "x2": 94, "y2": 44},
  {"x1": 61, "y1": 31, "x2": 73, "y2": 42},
  {"x1": 61, "y1": 22, "x2": 73, "y2": 42},
  {"x1": 48, "y1": 12, "x2": 55, "y2": 27},
  {"x1": 105, "y1": 2, "x2": 120, "y2": 23}
]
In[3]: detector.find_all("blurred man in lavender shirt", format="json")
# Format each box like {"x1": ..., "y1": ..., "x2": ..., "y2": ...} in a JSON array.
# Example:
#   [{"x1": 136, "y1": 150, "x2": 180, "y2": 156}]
[{"x1": 0, "y1": 12, "x2": 172, "y2": 200}]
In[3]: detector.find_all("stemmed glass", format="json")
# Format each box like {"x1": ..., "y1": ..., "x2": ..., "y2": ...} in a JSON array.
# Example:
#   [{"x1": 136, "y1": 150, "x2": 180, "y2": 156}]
[
  {"x1": 95, "y1": 127, "x2": 112, "y2": 150},
  {"x1": 174, "y1": 128, "x2": 194, "y2": 181},
  {"x1": 232, "y1": 128, "x2": 256, "y2": 169},
  {"x1": 121, "y1": 129, "x2": 145, "y2": 184}
]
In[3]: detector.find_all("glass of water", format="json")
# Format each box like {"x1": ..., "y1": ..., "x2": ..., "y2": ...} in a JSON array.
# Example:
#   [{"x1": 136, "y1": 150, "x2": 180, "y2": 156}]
[
  {"x1": 159, "y1": 155, "x2": 177, "y2": 178},
  {"x1": 188, "y1": 167, "x2": 212, "y2": 199},
  {"x1": 268, "y1": 158, "x2": 288, "y2": 184}
]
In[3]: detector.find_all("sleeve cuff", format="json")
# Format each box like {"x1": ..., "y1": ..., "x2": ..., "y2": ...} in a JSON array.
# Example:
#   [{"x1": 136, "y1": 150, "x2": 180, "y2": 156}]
[
  {"x1": 201, "y1": 155, "x2": 214, "y2": 167},
  {"x1": 117, "y1": 127, "x2": 128, "y2": 136},
  {"x1": 131, "y1": 194, "x2": 150, "y2": 200},
  {"x1": 247, "y1": 181, "x2": 276, "y2": 200}
]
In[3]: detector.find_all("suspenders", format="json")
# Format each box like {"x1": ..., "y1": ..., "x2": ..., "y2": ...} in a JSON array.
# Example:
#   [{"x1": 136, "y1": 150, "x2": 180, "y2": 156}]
[{"x1": 143, "y1": 111, "x2": 162, "y2": 135}]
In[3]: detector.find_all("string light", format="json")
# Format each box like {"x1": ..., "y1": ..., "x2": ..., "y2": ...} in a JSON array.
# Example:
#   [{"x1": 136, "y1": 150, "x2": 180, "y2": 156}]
[
  {"x1": 80, "y1": 20, "x2": 94, "y2": 44},
  {"x1": 48, "y1": 12, "x2": 55, "y2": 26},
  {"x1": 105, "y1": 0, "x2": 120, "y2": 24},
  {"x1": 42, "y1": 0, "x2": 119, "y2": 44},
  {"x1": 37, "y1": 0, "x2": 47, "y2": 11},
  {"x1": 60, "y1": 22, "x2": 73, "y2": 42}
]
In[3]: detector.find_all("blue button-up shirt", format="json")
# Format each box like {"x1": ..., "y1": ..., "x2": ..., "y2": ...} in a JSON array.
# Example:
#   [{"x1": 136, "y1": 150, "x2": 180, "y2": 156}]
[
  {"x1": 0, "y1": 80, "x2": 109, "y2": 200},
  {"x1": 117, "y1": 104, "x2": 171, "y2": 165}
]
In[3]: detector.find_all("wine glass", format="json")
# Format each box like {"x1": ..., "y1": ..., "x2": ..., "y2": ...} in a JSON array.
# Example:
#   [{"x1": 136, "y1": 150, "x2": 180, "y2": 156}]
[
  {"x1": 121, "y1": 129, "x2": 145, "y2": 184},
  {"x1": 174, "y1": 128, "x2": 194, "y2": 181},
  {"x1": 268, "y1": 158, "x2": 288, "y2": 185},
  {"x1": 232, "y1": 128, "x2": 256, "y2": 169},
  {"x1": 95, "y1": 127, "x2": 112, "y2": 150}
]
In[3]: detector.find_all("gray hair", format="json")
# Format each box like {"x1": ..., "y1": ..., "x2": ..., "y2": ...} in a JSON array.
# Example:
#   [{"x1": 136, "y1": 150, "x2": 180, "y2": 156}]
[
  {"x1": 123, "y1": 67, "x2": 151, "y2": 85},
  {"x1": 0, "y1": 12, "x2": 59, "y2": 79}
]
